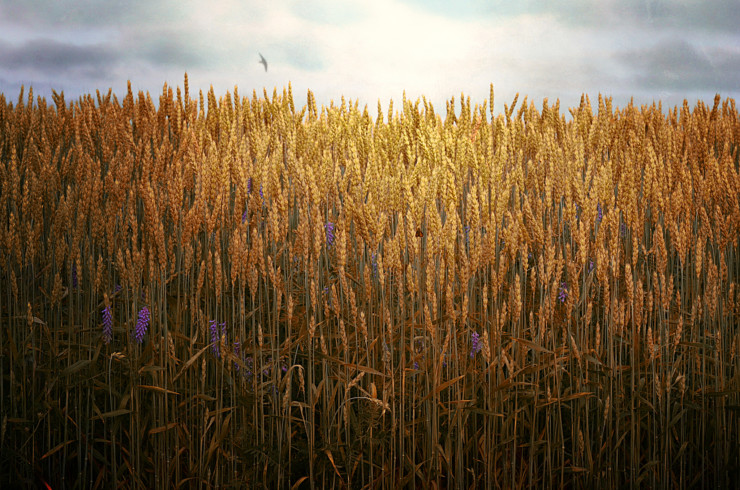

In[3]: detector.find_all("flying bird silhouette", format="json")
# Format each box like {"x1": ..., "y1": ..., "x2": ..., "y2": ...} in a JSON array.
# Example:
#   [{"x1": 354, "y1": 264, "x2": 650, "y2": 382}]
[{"x1": 259, "y1": 53, "x2": 268, "y2": 72}]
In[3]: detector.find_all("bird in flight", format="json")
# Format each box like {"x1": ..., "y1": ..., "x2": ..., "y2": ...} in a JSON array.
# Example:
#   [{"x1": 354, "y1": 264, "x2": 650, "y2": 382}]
[{"x1": 259, "y1": 53, "x2": 268, "y2": 72}]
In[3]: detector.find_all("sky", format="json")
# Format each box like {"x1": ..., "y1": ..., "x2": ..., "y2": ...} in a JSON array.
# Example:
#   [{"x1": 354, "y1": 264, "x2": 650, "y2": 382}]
[{"x1": 0, "y1": 0, "x2": 738, "y2": 120}]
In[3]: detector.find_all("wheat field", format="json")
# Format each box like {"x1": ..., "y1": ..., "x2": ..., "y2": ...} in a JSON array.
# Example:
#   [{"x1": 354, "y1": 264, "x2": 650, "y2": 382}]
[{"x1": 0, "y1": 75, "x2": 738, "y2": 488}]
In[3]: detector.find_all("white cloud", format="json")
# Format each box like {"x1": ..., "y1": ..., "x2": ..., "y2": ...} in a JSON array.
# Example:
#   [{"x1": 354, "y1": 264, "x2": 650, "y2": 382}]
[{"x1": 316, "y1": 0, "x2": 473, "y2": 102}]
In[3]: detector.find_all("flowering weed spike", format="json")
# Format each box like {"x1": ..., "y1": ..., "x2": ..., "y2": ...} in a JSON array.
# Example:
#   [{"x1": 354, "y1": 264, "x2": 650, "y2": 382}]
[
  {"x1": 102, "y1": 305, "x2": 113, "y2": 344},
  {"x1": 259, "y1": 184, "x2": 267, "y2": 213},
  {"x1": 558, "y1": 282, "x2": 569, "y2": 303},
  {"x1": 210, "y1": 320, "x2": 220, "y2": 358},
  {"x1": 233, "y1": 341, "x2": 240, "y2": 371},
  {"x1": 71, "y1": 262, "x2": 78, "y2": 289},
  {"x1": 134, "y1": 306, "x2": 150, "y2": 343},
  {"x1": 471, "y1": 331, "x2": 481, "y2": 358},
  {"x1": 325, "y1": 221, "x2": 335, "y2": 248}
]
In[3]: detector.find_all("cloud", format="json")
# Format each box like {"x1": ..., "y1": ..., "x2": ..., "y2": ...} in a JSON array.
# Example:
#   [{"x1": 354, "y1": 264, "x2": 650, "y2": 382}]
[
  {"x1": 618, "y1": 38, "x2": 740, "y2": 92},
  {"x1": 0, "y1": 38, "x2": 118, "y2": 74},
  {"x1": 118, "y1": 27, "x2": 217, "y2": 69},
  {"x1": 0, "y1": 0, "x2": 736, "y2": 118},
  {"x1": 309, "y1": 0, "x2": 476, "y2": 101},
  {"x1": 453, "y1": 0, "x2": 740, "y2": 35},
  {"x1": 0, "y1": 0, "x2": 191, "y2": 29},
  {"x1": 644, "y1": 0, "x2": 740, "y2": 33},
  {"x1": 290, "y1": 0, "x2": 363, "y2": 25}
]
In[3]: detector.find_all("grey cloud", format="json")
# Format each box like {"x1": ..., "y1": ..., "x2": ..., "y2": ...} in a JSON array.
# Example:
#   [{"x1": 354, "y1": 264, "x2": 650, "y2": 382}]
[
  {"x1": 0, "y1": 38, "x2": 118, "y2": 73},
  {"x1": 0, "y1": 0, "x2": 185, "y2": 29},
  {"x1": 618, "y1": 39, "x2": 740, "y2": 92},
  {"x1": 0, "y1": 74, "x2": 95, "y2": 103},
  {"x1": 397, "y1": 0, "x2": 739, "y2": 35},
  {"x1": 537, "y1": 0, "x2": 739, "y2": 34},
  {"x1": 652, "y1": 0, "x2": 740, "y2": 32},
  {"x1": 132, "y1": 34, "x2": 213, "y2": 68}
]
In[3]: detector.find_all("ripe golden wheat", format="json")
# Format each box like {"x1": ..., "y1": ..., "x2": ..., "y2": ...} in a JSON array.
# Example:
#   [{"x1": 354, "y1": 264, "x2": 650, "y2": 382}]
[{"x1": 0, "y1": 77, "x2": 738, "y2": 488}]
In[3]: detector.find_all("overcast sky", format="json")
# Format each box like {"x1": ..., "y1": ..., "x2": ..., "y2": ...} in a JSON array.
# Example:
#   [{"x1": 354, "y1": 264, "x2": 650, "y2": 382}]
[{"x1": 1, "y1": 0, "x2": 738, "y2": 119}]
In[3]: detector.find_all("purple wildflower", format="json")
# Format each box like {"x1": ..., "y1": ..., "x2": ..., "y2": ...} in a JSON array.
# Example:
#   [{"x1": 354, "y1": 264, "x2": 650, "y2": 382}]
[
  {"x1": 233, "y1": 341, "x2": 240, "y2": 371},
  {"x1": 247, "y1": 177, "x2": 253, "y2": 194},
  {"x1": 209, "y1": 321, "x2": 227, "y2": 358},
  {"x1": 596, "y1": 203, "x2": 603, "y2": 223},
  {"x1": 262, "y1": 357, "x2": 274, "y2": 377},
  {"x1": 558, "y1": 282, "x2": 568, "y2": 303},
  {"x1": 102, "y1": 305, "x2": 113, "y2": 344},
  {"x1": 471, "y1": 331, "x2": 481, "y2": 358},
  {"x1": 71, "y1": 263, "x2": 78, "y2": 289},
  {"x1": 325, "y1": 221, "x2": 335, "y2": 248},
  {"x1": 588, "y1": 260, "x2": 594, "y2": 273},
  {"x1": 114, "y1": 284, "x2": 122, "y2": 294},
  {"x1": 209, "y1": 320, "x2": 220, "y2": 358},
  {"x1": 371, "y1": 252, "x2": 378, "y2": 279},
  {"x1": 134, "y1": 306, "x2": 150, "y2": 343},
  {"x1": 258, "y1": 184, "x2": 267, "y2": 213},
  {"x1": 242, "y1": 207, "x2": 247, "y2": 224},
  {"x1": 464, "y1": 225, "x2": 470, "y2": 247},
  {"x1": 413, "y1": 361, "x2": 419, "y2": 370}
]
